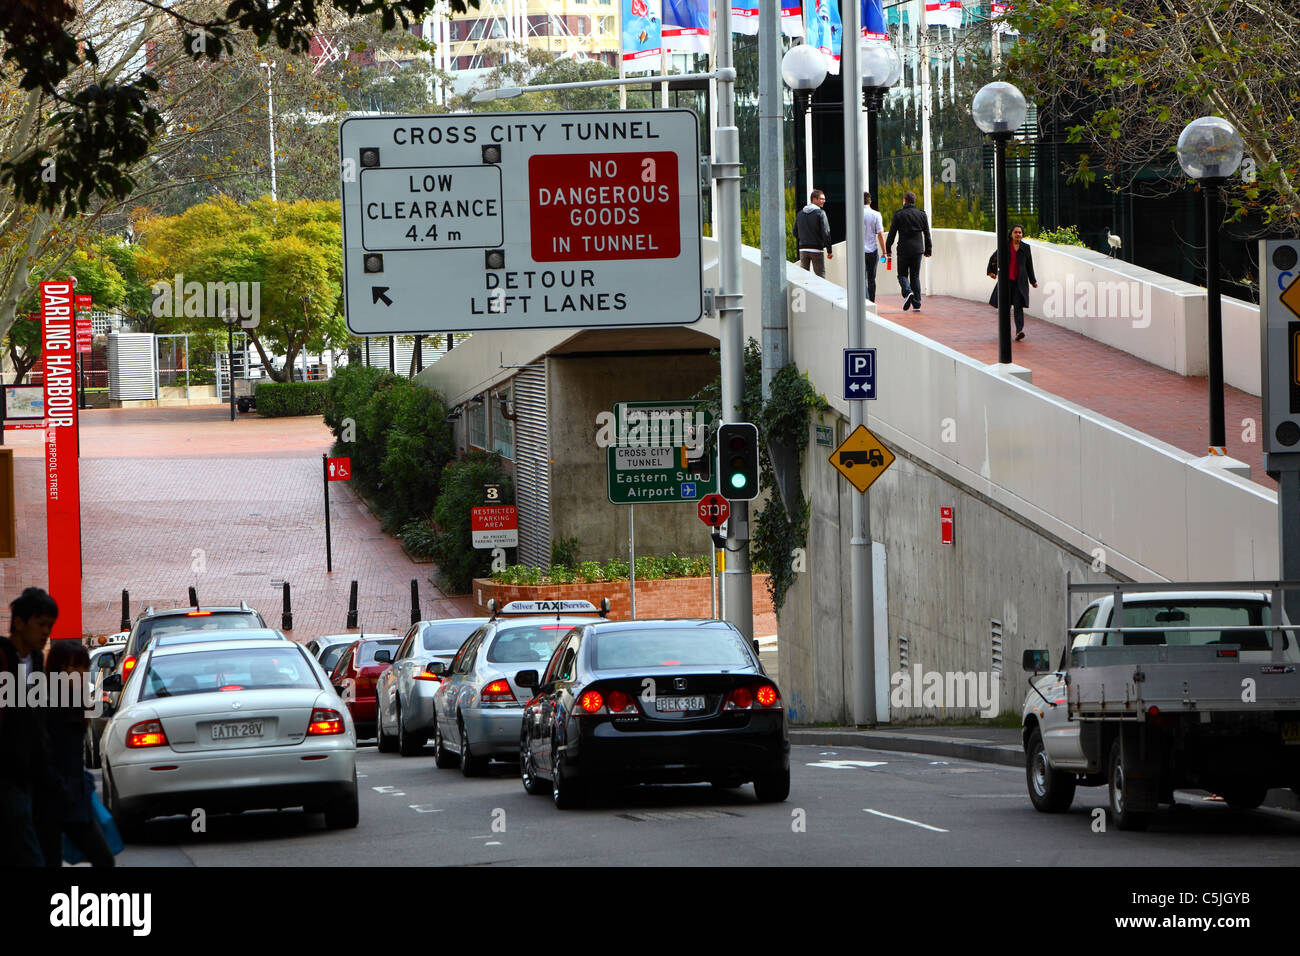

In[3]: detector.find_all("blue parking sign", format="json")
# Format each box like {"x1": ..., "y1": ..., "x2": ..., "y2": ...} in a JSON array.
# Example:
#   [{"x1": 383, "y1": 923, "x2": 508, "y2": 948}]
[
  {"x1": 844, "y1": 348, "x2": 876, "y2": 400},
  {"x1": 681, "y1": 482, "x2": 698, "y2": 498}
]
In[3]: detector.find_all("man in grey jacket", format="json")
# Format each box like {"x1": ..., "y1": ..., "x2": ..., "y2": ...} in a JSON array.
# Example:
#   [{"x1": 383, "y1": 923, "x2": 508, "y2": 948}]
[{"x1": 793, "y1": 189, "x2": 834, "y2": 277}]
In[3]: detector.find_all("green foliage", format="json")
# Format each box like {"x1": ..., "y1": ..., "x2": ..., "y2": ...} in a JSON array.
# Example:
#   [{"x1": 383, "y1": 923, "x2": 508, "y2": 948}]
[
  {"x1": 1031, "y1": 224, "x2": 1088, "y2": 247},
  {"x1": 550, "y1": 536, "x2": 581, "y2": 570},
  {"x1": 323, "y1": 362, "x2": 386, "y2": 435},
  {"x1": 490, "y1": 554, "x2": 711, "y2": 585},
  {"x1": 430, "y1": 451, "x2": 515, "y2": 594},
  {"x1": 741, "y1": 185, "x2": 801, "y2": 261},
  {"x1": 254, "y1": 381, "x2": 329, "y2": 417},
  {"x1": 397, "y1": 518, "x2": 440, "y2": 560}
]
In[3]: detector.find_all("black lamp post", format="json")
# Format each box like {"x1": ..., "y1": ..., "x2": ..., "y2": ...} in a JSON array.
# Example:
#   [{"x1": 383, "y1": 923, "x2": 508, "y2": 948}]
[
  {"x1": 781, "y1": 43, "x2": 828, "y2": 201},
  {"x1": 860, "y1": 42, "x2": 901, "y2": 205},
  {"x1": 221, "y1": 308, "x2": 237, "y2": 421},
  {"x1": 972, "y1": 81, "x2": 1028, "y2": 365},
  {"x1": 1177, "y1": 116, "x2": 1245, "y2": 455}
]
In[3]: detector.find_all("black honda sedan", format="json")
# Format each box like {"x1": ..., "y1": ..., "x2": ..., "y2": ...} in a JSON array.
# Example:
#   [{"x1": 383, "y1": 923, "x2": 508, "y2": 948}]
[{"x1": 516, "y1": 619, "x2": 790, "y2": 809}]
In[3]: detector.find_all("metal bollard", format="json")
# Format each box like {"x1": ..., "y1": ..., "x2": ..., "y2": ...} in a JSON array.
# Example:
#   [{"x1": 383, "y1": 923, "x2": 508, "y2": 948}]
[
  {"x1": 346, "y1": 580, "x2": 358, "y2": 629},
  {"x1": 188, "y1": 585, "x2": 198, "y2": 607},
  {"x1": 410, "y1": 579, "x2": 420, "y2": 626},
  {"x1": 120, "y1": 589, "x2": 130, "y2": 632},
  {"x1": 281, "y1": 581, "x2": 293, "y2": 631}
]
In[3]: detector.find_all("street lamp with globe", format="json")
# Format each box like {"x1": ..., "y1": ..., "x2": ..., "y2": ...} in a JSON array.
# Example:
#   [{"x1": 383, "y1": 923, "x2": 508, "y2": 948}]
[
  {"x1": 972, "y1": 80, "x2": 1028, "y2": 364},
  {"x1": 782, "y1": 43, "x2": 828, "y2": 202},
  {"x1": 860, "y1": 40, "x2": 901, "y2": 209},
  {"x1": 1177, "y1": 115, "x2": 1244, "y2": 456}
]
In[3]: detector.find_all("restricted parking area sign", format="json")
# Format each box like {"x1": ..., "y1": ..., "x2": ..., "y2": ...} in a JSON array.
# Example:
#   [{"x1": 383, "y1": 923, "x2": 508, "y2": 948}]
[{"x1": 339, "y1": 110, "x2": 703, "y2": 335}]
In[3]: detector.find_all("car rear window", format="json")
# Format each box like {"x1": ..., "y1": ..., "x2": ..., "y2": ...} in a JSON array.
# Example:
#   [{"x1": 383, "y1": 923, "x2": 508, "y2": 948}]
[
  {"x1": 357, "y1": 640, "x2": 400, "y2": 666},
  {"x1": 1118, "y1": 602, "x2": 1271, "y2": 647},
  {"x1": 422, "y1": 622, "x2": 480, "y2": 652},
  {"x1": 141, "y1": 647, "x2": 319, "y2": 700},
  {"x1": 591, "y1": 628, "x2": 752, "y2": 670},
  {"x1": 139, "y1": 612, "x2": 262, "y2": 650},
  {"x1": 319, "y1": 644, "x2": 350, "y2": 672},
  {"x1": 487, "y1": 623, "x2": 574, "y2": 664}
]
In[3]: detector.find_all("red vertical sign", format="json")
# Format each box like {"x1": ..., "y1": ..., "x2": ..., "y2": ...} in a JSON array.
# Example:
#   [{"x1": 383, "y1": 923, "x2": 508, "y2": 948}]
[
  {"x1": 940, "y1": 506, "x2": 954, "y2": 546},
  {"x1": 42, "y1": 281, "x2": 82, "y2": 639}
]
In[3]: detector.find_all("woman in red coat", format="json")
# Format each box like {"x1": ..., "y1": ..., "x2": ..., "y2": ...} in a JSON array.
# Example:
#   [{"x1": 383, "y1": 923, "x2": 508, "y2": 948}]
[{"x1": 986, "y1": 224, "x2": 1039, "y2": 341}]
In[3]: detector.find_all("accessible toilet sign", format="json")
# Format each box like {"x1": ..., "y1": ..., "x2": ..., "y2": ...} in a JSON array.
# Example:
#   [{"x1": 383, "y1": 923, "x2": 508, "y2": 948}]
[{"x1": 339, "y1": 110, "x2": 703, "y2": 335}]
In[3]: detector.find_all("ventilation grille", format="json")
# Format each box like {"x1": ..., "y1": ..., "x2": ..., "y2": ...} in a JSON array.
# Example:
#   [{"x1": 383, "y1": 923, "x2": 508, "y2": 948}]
[
  {"x1": 991, "y1": 620, "x2": 1004, "y2": 676},
  {"x1": 898, "y1": 633, "x2": 909, "y2": 669}
]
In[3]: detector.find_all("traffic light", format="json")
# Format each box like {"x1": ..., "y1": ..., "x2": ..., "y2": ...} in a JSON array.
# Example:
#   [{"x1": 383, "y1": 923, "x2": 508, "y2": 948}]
[{"x1": 717, "y1": 422, "x2": 760, "y2": 500}]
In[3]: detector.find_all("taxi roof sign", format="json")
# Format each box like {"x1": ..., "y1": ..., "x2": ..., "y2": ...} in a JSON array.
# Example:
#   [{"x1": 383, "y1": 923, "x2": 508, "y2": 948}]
[{"x1": 487, "y1": 598, "x2": 610, "y2": 618}]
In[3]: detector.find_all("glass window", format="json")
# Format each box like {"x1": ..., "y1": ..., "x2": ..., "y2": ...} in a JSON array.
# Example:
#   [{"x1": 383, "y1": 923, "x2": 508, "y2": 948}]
[
  {"x1": 590, "y1": 628, "x2": 752, "y2": 670},
  {"x1": 320, "y1": 643, "x2": 351, "y2": 673},
  {"x1": 141, "y1": 647, "x2": 319, "y2": 700},
  {"x1": 488, "y1": 623, "x2": 573, "y2": 665},
  {"x1": 422, "y1": 621, "x2": 481, "y2": 652},
  {"x1": 543, "y1": 635, "x2": 576, "y2": 684},
  {"x1": 1114, "y1": 601, "x2": 1269, "y2": 647},
  {"x1": 468, "y1": 402, "x2": 487, "y2": 449},
  {"x1": 455, "y1": 630, "x2": 486, "y2": 674},
  {"x1": 138, "y1": 612, "x2": 262, "y2": 651},
  {"x1": 491, "y1": 387, "x2": 513, "y2": 460},
  {"x1": 396, "y1": 629, "x2": 416, "y2": 660},
  {"x1": 357, "y1": 640, "x2": 401, "y2": 666}
]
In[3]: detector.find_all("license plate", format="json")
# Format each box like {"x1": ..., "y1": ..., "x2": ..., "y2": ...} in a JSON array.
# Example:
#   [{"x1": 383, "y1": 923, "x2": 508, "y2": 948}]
[
  {"x1": 655, "y1": 695, "x2": 705, "y2": 713},
  {"x1": 211, "y1": 720, "x2": 264, "y2": 740},
  {"x1": 1283, "y1": 722, "x2": 1300, "y2": 745}
]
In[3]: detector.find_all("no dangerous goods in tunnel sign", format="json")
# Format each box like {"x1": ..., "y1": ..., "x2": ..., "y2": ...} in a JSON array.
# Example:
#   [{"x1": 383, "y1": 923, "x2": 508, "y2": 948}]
[{"x1": 339, "y1": 110, "x2": 703, "y2": 336}]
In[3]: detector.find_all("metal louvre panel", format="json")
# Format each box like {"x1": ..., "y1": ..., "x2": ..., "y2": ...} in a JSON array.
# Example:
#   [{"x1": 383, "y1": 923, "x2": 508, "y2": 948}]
[
  {"x1": 512, "y1": 360, "x2": 550, "y2": 568},
  {"x1": 107, "y1": 333, "x2": 157, "y2": 400}
]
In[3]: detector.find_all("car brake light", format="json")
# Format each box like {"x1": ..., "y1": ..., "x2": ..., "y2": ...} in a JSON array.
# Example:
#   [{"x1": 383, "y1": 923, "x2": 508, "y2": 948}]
[
  {"x1": 307, "y1": 708, "x2": 345, "y2": 735},
  {"x1": 127, "y1": 719, "x2": 168, "y2": 749},
  {"x1": 725, "y1": 683, "x2": 782, "y2": 711},
  {"x1": 481, "y1": 679, "x2": 517, "y2": 703},
  {"x1": 413, "y1": 665, "x2": 442, "y2": 682},
  {"x1": 606, "y1": 690, "x2": 638, "y2": 714},
  {"x1": 123, "y1": 656, "x2": 137, "y2": 676},
  {"x1": 186, "y1": 610, "x2": 212, "y2": 617},
  {"x1": 756, "y1": 685, "x2": 778, "y2": 708},
  {"x1": 579, "y1": 689, "x2": 604, "y2": 713}
]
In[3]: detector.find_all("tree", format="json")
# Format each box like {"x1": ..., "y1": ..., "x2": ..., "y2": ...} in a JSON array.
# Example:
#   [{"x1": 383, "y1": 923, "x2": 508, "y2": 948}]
[
  {"x1": 0, "y1": 0, "x2": 480, "y2": 216},
  {"x1": 134, "y1": 195, "x2": 347, "y2": 382},
  {"x1": 1003, "y1": 0, "x2": 1300, "y2": 227}
]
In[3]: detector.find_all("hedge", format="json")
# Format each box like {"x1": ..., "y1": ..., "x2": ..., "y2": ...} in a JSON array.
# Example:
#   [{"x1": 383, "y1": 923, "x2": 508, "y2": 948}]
[
  {"x1": 426, "y1": 451, "x2": 514, "y2": 593},
  {"x1": 255, "y1": 381, "x2": 330, "y2": 417}
]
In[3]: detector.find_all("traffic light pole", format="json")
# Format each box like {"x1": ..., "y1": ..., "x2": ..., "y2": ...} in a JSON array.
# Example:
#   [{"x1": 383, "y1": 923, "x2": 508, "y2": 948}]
[{"x1": 715, "y1": 0, "x2": 752, "y2": 642}]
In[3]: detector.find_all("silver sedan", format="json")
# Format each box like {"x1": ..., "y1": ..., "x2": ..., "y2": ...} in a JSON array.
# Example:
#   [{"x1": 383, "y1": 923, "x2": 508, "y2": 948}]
[
  {"x1": 99, "y1": 637, "x2": 358, "y2": 839},
  {"x1": 376, "y1": 617, "x2": 484, "y2": 756}
]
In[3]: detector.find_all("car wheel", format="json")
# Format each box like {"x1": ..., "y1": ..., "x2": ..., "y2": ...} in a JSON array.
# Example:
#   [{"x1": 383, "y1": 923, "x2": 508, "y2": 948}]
[
  {"x1": 1026, "y1": 727, "x2": 1076, "y2": 813},
  {"x1": 433, "y1": 723, "x2": 460, "y2": 769},
  {"x1": 324, "y1": 774, "x2": 360, "y2": 829},
  {"x1": 105, "y1": 766, "x2": 145, "y2": 842},
  {"x1": 1221, "y1": 782, "x2": 1268, "y2": 811},
  {"x1": 460, "y1": 719, "x2": 488, "y2": 777},
  {"x1": 753, "y1": 767, "x2": 791, "y2": 803},
  {"x1": 397, "y1": 702, "x2": 426, "y2": 757},
  {"x1": 521, "y1": 730, "x2": 548, "y2": 796},
  {"x1": 1107, "y1": 738, "x2": 1151, "y2": 831},
  {"x1": 551, "y1": 745, "x2": 585, "y2": 810},
  {"x1": 376, "y1": 697, "x2": 397, "y2": 753}
]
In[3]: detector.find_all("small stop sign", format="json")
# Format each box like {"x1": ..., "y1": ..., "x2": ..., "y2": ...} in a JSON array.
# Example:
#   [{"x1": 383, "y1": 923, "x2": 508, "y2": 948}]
[{"x1": 697, "y1": 493, "x2": 730, "y2": 527}]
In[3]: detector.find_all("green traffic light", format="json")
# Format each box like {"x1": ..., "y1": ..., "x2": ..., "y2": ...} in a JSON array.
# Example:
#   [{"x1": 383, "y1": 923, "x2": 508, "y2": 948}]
[{"x1": 730, "y1": 474, "x2": 747, "y2": 489}]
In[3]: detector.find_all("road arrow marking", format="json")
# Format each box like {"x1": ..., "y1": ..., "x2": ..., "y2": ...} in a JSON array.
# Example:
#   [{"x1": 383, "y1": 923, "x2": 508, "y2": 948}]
[
  {"x1": 372, "y1": 286, "x2": 393, "y2": 306},
  {"x1": 806, "y1": 759, "x2": 887, "y2": 770}
]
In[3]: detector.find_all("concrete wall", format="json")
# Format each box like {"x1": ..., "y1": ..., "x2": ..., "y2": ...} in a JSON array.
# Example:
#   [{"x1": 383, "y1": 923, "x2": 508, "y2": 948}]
[
  {"x1": 825, "y1": 228, "x2": 1262, "y2": 396},
  {"x1": 546, "y1": 353, "x2": 719, "y2": 563}
]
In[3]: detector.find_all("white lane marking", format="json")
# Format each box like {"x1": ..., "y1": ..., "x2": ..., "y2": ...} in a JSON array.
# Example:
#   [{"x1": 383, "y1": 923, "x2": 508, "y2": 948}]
[
  {"x1": 863, "y1": 808, "x2": 949, "y2": 832},
  {"x1": 929, "y1": 761, "x2": 949, "y2": 766},
  {"x1": 485, "y1": 841, "x2": 502, "y2": 846},
  {"x1": 806, "y1": 759, "x2": 887, "y2": 770},
  {"x1": 410, "y1": 805, "x2": 443, "y2": 813},
  {"x1": 357, "y1": 774, "x2": 368, "y2": 778},
  {"x1": 372, "y1": 785, "x2": 406, "y2": 795}
]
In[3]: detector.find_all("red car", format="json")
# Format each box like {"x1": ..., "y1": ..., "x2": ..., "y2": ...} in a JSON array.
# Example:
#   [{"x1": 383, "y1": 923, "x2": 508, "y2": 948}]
[{"x1": 329, "y1": 637, "x2": 401, "y2": 739}]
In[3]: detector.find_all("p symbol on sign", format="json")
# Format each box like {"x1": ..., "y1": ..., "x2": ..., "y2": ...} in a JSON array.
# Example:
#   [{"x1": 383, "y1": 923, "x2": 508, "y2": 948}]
[{"x1": 853, "y1": 354, "x2": 871, "y2": 375}]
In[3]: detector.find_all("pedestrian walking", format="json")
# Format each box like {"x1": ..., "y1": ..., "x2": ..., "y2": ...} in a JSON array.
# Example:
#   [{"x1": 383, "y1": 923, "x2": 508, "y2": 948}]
[
  {"x1": 884, "y1": 191, "x2": 932, "y2": 311},
  {"x1": 794, "y1": 189, "x2": 834, "y2": 277},
  {"x1": 986, "y1": 224, "x2": 1039, "y2": 341},
  {"x1": 37, "y1": 640, "x2": 116, "y2": 868},
  {"x1": 0, "y1": 588, "x2": 58, "y2": 866},
  {"x1": 862, "y1": 192, "x2": 886, "y2": 303}
]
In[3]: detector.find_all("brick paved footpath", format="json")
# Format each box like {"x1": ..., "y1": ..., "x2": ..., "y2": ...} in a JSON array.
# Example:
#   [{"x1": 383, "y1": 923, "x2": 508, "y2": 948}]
[
  {"x1": 872, "y1": 293, "x2": 1271, "y2": 489},
  {"x1": 2, "y1": 406, "x2": 476, "y2": 639}
]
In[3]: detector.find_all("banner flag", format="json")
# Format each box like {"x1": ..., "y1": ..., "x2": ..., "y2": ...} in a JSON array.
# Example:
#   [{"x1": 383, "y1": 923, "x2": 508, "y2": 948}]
[
  {"x1": 41, "y1": 279, "x2": 82, "y2": 640},
  {"x1": 991, "y1": 1, "x2": 1019, "y2": 35},
  {"x1": 663, "y1": 0, "x2": 709, "y2": 52},
  {"x1": 925, "y1": 0, "x2": 963, "y2": 29},
  {"x1": 862, "y1": 0, "x2": 887, "y2": 40},
  {"x1": 805, "y1": 0, "x2": 842, "y2": 74},
  {"x1": 622, "y1": 0, "x2": 663, "y2": 72},
  {"x1": 733, "y1": 1, "x2": 806, "y2": 37}
]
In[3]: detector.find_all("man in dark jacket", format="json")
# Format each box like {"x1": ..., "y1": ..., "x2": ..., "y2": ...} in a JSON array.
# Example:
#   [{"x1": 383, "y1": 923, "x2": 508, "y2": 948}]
[
  {"x1": 793, "y1": 189, "x2": 834, "y2": 277},
  {"x1": 0, "y1": 587, "x2": 58, "y2": 866},
  {"x1": 884, "y1": 191, "x2": 933, "y2": 311}
]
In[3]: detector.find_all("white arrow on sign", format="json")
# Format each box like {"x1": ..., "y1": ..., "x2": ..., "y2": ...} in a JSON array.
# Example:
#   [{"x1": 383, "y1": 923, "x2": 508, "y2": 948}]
[{"x1": 805, "y1": 759, "x2": 888, "y2": 770}]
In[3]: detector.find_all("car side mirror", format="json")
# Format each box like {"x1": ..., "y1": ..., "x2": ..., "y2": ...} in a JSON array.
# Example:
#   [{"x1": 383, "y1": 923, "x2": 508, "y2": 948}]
[
  {"x1": 515, "y1": 669, "x2": 539, "y2": 690},
  {"x1": 374, "y1": 650, "x2": 392, "y2": 663},
  {"x1": 101, "y1": 673, "x2": 123, "y2": 693},
  {"x1": 1022, "y1": 649, "x2": 1050, "y2": 673},
  {"x1": 426, "y1": 661, "x2": 447, "y2": 677}
]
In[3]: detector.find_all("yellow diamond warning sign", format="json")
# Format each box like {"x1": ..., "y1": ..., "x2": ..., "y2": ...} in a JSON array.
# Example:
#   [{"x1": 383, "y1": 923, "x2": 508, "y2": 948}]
[
  {"x1": 1282, "y1": 272, "x2": 1300, "y2": 320},
  {"x1": 830, "y1": 424, "x2": 896, "y2": 493}
]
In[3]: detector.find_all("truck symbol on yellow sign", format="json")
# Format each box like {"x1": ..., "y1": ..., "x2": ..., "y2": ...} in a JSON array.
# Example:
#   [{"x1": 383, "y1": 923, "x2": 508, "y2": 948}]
[{"x1": 830, "y1": 424, "x2": 896, "y2": 493}]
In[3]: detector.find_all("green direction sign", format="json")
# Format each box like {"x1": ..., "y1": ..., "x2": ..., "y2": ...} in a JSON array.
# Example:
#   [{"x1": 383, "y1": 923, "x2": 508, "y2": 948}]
[{"x1": 606, "y1": 400, "x2": 716, "y2": 504}]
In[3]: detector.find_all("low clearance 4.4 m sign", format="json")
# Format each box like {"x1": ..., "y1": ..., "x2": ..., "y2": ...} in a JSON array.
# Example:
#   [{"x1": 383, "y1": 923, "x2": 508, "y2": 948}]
[{"x1": 339, "y1": 110, "x2": 703, "y2": 335}]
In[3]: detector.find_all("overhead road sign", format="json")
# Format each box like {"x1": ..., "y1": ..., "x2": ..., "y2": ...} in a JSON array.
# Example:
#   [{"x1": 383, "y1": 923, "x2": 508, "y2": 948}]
[
  {"x1": 339, "y1": 110, "x2": 704, "y2": 336},
  {"x1": 830, "y1": 424, "x2": 896, "y2": 494}
]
